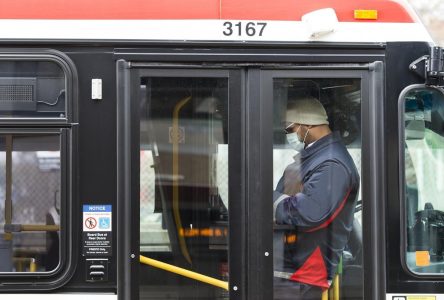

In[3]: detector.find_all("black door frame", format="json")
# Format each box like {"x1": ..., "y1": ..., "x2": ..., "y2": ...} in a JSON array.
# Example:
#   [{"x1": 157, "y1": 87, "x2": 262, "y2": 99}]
[
  {"x1": 258, "y1": 66, "x2": 385, "y2": 300},
  {"x1": 117, "y1": 64, "x2": 246, "y2": 300},
  {"x1": 117, "y1": 58, "x2": 385, "y2": 300}
]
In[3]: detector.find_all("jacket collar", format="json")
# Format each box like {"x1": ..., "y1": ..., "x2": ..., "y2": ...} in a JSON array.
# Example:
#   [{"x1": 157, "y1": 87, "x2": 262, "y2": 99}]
[{"x1": 299, "y1": 131, "x2": 342, "y2": 159}]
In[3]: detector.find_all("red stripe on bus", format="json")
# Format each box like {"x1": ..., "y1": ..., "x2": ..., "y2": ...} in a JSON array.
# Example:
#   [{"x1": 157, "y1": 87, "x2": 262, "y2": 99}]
[
  {"x1": 222, "y1": 0, "x2": 415, "y2": 22},
  {"x1": 0, "y1": 0, "x2": 415, "y2": 22}
]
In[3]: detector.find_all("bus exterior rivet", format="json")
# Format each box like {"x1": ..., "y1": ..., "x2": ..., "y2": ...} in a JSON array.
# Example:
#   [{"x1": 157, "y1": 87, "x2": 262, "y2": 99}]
[
  {"x1": 130, "y1": 254, "x2": 135, "y2": 259},
  {"x1": 233, "y1": 286, "x2": 238, "y2": 291},
  {"x1": 265, "y1": 252, "x2": 269, "y2": 256}
]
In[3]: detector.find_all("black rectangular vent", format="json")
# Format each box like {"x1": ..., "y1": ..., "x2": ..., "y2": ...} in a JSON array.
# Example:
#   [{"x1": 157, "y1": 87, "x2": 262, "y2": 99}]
[
  {"x1": 0, "y1": 85, "x2": 34, "y2": 102},
  {"x1": 0, "y1": 78, "x2": 37, "y2": 111}
]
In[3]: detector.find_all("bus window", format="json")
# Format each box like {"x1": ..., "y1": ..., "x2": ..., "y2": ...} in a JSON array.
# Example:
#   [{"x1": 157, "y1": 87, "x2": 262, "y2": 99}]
[
  {"x1": 0, "y1": 61, "x2": 66, "y2": 119},
  {"x1": 0, "y1": 134, "x2": 61, "y2": 273},
  {"x1": 139, "y1": 76, "x2": 229, "y2": 299},
  {"x1": 402, "y1": 87, "x2": 444, "y2": 274},
  {"x1": 272, "y1": 78, "x2": 363, "y2": 299}
]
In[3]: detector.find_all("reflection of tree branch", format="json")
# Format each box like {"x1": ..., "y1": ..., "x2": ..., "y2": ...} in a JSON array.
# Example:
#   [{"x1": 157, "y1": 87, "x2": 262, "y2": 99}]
[
  {"x1": 408, "y1": 0, "x2": 444, "y2": 21},
  {"x1": 407, "y1": 0, "x2": 444, "y2": 45}
]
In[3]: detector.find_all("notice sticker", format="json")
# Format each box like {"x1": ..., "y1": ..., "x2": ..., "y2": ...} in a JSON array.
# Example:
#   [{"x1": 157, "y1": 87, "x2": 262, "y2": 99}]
[
  {"x1": 392, "y1": 296, "x2": 437, "y2": 300},
  {"x1": 83, "y1": 205, "x2": 112, "y2": 256}
]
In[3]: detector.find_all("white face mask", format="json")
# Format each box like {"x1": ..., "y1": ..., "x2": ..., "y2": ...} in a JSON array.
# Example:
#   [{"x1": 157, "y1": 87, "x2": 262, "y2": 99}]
[
  {"x1": 286, "y1": 132, "x2": 304, "y2": 151},
  {"x1": 286, "y1": 125, "x2": 309, "y2": 151}
]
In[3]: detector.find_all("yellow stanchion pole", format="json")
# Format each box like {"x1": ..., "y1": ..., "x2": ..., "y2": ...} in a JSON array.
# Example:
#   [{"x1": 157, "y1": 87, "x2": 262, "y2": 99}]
[
  {"x1": 140, "y1": 255, "x2": 228, "y2": 291},
  {"x1": 322, "y1": 289, "x2": 329, "y2": 300},
  {"x1": 172, "y1": 96, "x2": 192, "y2": 265},
  {"x1": 329, "y1": 286, "x2": 334, "y2": 299},
  {"x1": 30, "y1": 258, "x2": 37, "y2": 272},
  {"x1": 333, "y1": 274, "x2": 339, "y2": 300}
]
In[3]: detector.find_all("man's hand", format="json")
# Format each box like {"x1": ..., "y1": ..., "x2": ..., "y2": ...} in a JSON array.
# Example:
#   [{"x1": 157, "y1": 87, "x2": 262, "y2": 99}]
[{"x1": 283, "y1": 170, "x2": 303, "y2": 195}]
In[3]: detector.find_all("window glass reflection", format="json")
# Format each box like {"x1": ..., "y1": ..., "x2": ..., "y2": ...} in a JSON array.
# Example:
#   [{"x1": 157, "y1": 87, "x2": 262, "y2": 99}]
[
  {"x1": 0, "y1": 61, "x2": 66, "y2": 118},
  {"x1": 0, "y1": 134, "x2": 61, "y2": 273},
  {"x1": 139, "y1": 77, "x2": 229, "y2": 299},
  {"x1": 404, "y1": 88, "x2": 444, "y2": 274}
]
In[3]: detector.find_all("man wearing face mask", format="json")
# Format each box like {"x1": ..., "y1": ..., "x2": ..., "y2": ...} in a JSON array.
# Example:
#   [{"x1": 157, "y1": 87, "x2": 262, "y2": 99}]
[{"x1": 273, "y1": 97, "x2": 360, "y2": 299}]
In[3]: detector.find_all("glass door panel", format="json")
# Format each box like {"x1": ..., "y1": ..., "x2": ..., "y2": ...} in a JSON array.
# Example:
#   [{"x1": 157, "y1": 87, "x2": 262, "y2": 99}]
[
  {"x1": 271, "y1": 77, "x2": 363, "y2": 299},
  {"x1": 139, "y1": 76, "x2": 230, "y2": 299}
]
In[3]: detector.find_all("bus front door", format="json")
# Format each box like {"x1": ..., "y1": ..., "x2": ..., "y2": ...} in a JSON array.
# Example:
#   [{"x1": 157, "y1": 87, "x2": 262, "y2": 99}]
[
  {"x1": 117, "y1": 65, "x2": 243, "y2": 300},
  {"x1": 117, "y1": 60, "x2": 384, "y2": 300}
]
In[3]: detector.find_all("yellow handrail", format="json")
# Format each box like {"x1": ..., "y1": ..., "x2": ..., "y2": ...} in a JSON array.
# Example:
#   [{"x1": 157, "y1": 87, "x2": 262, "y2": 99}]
[
  {"x1": 13, "y1": 257, "x2": 37, "y2": 272},
  {"x1": 333, "y1": 273, "x2": 339, "y2": 299},
  {"x1": 172, "y1": 96, "x2": 192, "y2": 264},
  {"x1": 322, "y1": 289, "x2": 329, "y2": 300},
  {"x1": 322, "y1": 273, "x2": 340, "y2": 300},
  {"x1": 140, "y1": 255, "x2": 228, "y2": 291},
  {"x1": 30, "y1": 258, "x2": 37, "y2": 272},
  {"x1": 20, "y1": 224, "x2": 60, "y2": 232}
]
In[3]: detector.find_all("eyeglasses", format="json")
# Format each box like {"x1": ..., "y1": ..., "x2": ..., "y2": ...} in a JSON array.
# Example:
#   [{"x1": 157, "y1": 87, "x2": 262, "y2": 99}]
[{"x1": 284, "y1": 123, "x2": 296, "y2": 134}]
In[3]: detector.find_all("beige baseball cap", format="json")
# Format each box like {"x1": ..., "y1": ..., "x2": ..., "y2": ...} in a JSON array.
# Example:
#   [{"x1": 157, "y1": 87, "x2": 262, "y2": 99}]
[{"x1": 285, "y1": 97, "x2": 329, "y2": 126}]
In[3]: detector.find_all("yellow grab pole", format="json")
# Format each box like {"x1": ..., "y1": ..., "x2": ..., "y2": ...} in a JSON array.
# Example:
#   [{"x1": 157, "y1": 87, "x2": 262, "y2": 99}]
[
  {"x1": 140, "y1": 255, "x2": 228, "y2": 291},
  {"x1": 20, "y1": 224, "x2": 60, "y2": 232},
  {"x1": 333, "y1": 274, "x2": 340, "y2": 300},
  {"x1": 172, "y1": 96, "x2": 192, "y2": 264},
  {"x1": 30, "y1": 258, "x2": 37, "y2": 272},
  {"x1": 322, "y1": 289, "x2": 329, "y2": 300}
]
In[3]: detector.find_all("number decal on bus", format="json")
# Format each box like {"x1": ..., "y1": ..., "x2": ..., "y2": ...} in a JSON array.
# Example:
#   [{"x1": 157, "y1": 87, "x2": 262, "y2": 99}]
[{"x1": 223, "y1": 22, "x2": 267, "y2": 37}]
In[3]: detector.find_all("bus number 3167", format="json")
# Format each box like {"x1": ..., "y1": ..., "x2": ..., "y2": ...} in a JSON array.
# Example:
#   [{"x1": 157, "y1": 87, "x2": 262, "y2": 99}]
[{"x1": 222, "y1": 21, "x2": 268, "y2": 37}]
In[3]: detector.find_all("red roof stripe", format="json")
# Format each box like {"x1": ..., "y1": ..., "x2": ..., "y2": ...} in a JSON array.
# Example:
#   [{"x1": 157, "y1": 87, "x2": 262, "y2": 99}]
[{"x1": 0, "y1": 0, "x2": 415, "y2": 22}]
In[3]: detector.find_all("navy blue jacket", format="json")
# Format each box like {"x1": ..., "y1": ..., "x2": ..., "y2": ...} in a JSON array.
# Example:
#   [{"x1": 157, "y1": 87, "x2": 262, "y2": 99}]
[{"x1": 273, "y1": 132, "x2": 359, "y2": 288}]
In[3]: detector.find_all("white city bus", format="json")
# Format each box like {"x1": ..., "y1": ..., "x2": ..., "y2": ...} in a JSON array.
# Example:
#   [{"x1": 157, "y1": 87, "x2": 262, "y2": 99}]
[{"x1": 0, "y1": 0, "x2": 442, "y2": 299}]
